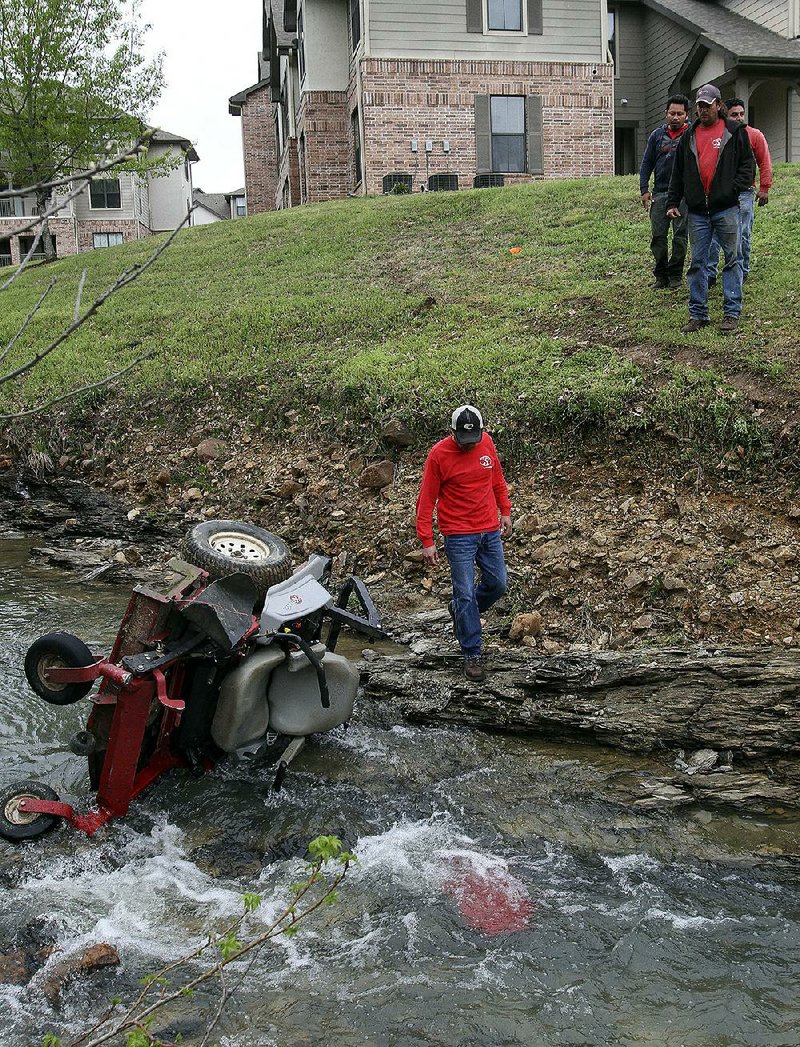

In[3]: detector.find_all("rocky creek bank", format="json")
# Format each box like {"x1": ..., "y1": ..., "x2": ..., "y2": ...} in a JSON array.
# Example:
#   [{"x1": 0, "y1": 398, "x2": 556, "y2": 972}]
[{"x1": 3, "y1": 422, "x2": 800, "y2": 816}]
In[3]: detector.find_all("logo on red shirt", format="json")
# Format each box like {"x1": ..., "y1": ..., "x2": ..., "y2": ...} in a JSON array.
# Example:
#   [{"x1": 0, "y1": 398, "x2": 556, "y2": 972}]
[{"x1": 480, "y1": 456, "x2": 492, "y2": 469}]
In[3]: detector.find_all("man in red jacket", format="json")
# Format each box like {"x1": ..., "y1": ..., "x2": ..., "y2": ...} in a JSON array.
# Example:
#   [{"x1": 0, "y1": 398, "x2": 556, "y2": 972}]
[
  {"x1": 706, "y1": 97, "x2": 773, "y2": 285},
  {"x1": 416, "y1": 405, "x2": 512, "y2": 682}
]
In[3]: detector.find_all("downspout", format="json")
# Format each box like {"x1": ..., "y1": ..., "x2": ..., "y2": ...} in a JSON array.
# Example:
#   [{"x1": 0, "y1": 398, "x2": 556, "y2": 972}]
[
  {"x1": 72, "y1": 180, "x2": 80, "y2": 254},
  {"x1": 601, "y1": 0, "x2": 615, "y2": 176},
  {"x1": 357, "y1": 0, "x2": 369, "y2": 194}
]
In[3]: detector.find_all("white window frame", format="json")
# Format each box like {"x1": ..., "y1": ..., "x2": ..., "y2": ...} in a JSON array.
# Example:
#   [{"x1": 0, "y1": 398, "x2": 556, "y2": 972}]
[
  {"x1": 92, "y1": 231, "x2": 123, "y2": 249},
  {"x1": 608, "y1": 4, "x2": 620, "y2": 79},
  {"x1": 790, "y1": 0, "x2": 800, "y2": 38},
  {"x1": 484, "y1": 0, "x2": 527, "y2": 36},
  {"x1": 489, "y1": 95, "x2": 528, "y2": 173}
]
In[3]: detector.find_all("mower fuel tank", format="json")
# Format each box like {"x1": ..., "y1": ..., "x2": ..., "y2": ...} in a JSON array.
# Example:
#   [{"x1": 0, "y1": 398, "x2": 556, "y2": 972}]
[
  {"x1": 211, "y1": 646, "x2": 285, "y2": 752},
  {"x1": 267, "y1": 651, "x2": 358, "y2": 736}
]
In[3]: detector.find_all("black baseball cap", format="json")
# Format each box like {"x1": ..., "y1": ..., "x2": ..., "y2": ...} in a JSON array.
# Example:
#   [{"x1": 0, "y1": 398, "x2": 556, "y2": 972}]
[{"x1": 451, "y1": 404, "x2": 484, "y2": 446}]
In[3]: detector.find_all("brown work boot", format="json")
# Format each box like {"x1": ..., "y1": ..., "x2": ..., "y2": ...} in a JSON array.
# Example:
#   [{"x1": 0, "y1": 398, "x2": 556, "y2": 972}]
[
  {"x1": 681, "y1": 317, "x2": 709, "y2": 334},
  {"x1": 720, "y1": 316, "x2": 739, "y2": 335},
  {"x1": 464, "y1": 657, "x2": 485, "y2": 682}
]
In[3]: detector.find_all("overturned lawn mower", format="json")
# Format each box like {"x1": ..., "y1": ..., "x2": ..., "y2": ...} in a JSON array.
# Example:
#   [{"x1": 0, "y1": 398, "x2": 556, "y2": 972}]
[{"x1": 1, "y1": 520, "x2": 386, "y2": 841}]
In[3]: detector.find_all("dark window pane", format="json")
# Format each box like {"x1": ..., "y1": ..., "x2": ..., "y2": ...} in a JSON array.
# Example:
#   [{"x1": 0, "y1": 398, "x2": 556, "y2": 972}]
[
  {"x1": 491, "y1": 135, "x2": 526, "y2": 172},
  {"x1": 90, "y1": 178, "x2": 121, "y2": 208},
  {"x1": 490, "y1": 96, "x2": 525, "y2": 134}
]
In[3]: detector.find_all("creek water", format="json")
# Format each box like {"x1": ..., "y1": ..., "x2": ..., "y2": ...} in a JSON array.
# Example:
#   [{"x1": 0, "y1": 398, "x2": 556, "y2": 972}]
[{"x1": 2, "y1": 538, "x2": 800, "y2": 1046}]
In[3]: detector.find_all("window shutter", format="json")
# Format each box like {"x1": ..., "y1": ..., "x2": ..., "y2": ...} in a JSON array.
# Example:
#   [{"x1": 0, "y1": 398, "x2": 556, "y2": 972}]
[
  {"x1": 475, "y1": 95, "x2": 491, "y2": 173},
  {"x1": 527, "y1": 0, "x2": 543, "y2": 35},
  {"x1": 466, "y1": 0, "x2": 483, "y2": 33},
  {"x1": 526, "y1": 95, "x2": 544, "y2": 174}
]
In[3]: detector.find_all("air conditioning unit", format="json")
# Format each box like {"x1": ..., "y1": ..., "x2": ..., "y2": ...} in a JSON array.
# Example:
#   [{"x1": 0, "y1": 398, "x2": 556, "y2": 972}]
[
  {"x1": 427, "y1": 173, "x2": 459, "y2": 192},
  {"x1": 473, "y1": 174, "x2": 505, "y2": 189},
  {"x1": 382, "y1": 172, "x2": 413, "y2": 194}
]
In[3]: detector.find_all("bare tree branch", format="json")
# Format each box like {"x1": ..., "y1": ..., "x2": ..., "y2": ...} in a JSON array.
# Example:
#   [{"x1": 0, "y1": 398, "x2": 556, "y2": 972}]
[
  {"x1": 0, "y1": 350, "x2": 153, "y2": 421},
  {"x1": 0, "y1": 206, "x2": 195, "y2": 388},
  {"x1": 73, "y1": 269, "x2": 87, "y2": 322},
  {"x1": 0, "y1": 277, "x2": 56, "y2": 366},
  {"x1": 0, "y1": 136, "x2": 149, "y2": 200},
  {"x1": 0, "y1": 226, "x2": 44, "y2": 292},
  {"x1": 3, "y1": 175, "x2": 94, "y2": 243},
  {"x1": 199, "y1": 965, "x2": 229, "y2": 1047}
]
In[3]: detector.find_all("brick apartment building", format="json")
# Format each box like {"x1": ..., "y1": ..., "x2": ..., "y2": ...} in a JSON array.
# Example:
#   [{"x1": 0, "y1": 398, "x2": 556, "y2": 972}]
[
  {"x1": 230, "y1": 0, "x2": 800, "y2": 213},
  {"x1": 0, "y1": 130, "x2": 198, "y2": 267}
]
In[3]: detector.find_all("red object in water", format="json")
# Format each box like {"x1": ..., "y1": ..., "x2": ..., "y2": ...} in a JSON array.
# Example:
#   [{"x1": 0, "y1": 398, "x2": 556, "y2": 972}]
[{"x1": 443, "y1": 864, "x2": 534, "y2": 936}]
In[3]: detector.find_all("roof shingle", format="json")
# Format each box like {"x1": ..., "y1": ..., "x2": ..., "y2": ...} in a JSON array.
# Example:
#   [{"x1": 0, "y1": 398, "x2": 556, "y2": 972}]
[{"x1": 643, "y1": 0, "x2": 800, "y2": 62}]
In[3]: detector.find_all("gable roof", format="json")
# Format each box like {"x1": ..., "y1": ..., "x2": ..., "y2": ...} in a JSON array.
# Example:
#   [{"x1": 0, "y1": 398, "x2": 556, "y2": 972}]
[
  {"x1": 193, "y1": 189, "x2": 230, "y2": 220},
  {"x1": 150, "y1": 128, "x2": 200, "y2": 162},
  {"x1": 229, "y1": 78, "x2": 271, "y2": 115},
  {"x1": 643, "y1": 0, "x2": 800, "y2": 64}
]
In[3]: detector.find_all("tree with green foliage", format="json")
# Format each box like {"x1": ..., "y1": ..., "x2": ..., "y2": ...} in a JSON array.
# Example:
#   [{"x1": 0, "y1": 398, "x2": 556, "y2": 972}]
[{"x1": 0, "y1": 0, "x2": 164, "y2": 259}]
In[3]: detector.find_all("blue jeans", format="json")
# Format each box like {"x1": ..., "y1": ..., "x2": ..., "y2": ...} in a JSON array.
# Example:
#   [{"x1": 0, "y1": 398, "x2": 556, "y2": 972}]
[
  {"x1": 443, "y1": 530, "x2": 507, "y2": 659},
  {"x1": 706, "y1": 188, "x2": 755, "y2": 279},
  {"x1": 687, "y1": 206, "x2": 742, "y2": 320}
]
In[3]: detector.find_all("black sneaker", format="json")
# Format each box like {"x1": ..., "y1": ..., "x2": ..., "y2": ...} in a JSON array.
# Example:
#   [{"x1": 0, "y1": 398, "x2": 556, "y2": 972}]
[
  {"x1": 464, "y1": 658, "x2": 486, "y2": 682},
  {"x1": 651, "y1": 279, "x2": 668, "y2": 289},
  {"x1": 668, "y1": 278, "x2": 682, "y2": 290}
]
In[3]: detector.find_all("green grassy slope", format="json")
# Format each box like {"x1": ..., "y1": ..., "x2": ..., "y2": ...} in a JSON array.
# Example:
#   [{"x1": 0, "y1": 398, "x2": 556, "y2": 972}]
[{"x1": 2, "y1": 169, "x2": 799, "y2": 451}]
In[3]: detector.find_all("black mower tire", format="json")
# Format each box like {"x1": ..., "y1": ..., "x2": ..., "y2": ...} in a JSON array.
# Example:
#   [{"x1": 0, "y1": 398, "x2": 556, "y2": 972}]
[
  {"x1": 0, "y1": 780, "x2": 60, "y2": 841},
  {"x1": 24, "y1": 631, "x2": 95, "y2": 705},
  {"x1": 183, "y1": 519, "x2": 292, "y2": 595}
]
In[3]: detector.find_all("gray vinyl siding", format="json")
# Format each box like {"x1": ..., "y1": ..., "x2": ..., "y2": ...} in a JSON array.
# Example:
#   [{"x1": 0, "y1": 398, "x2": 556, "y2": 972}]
[
  {"x1": 750, "y1": 80, "x2": 788, "y2": 161},
  {"x1": 791, "y1": 89, "x2": 800, "y2": 162},
  {"x1": 643, "y1": 9, "x2": 697, "y2": 134},
  {"x1": 73, "y1": 173, "x2": 138, "y2": 221},
  {"x1": 367, "y1": 0, "x2": 604, "y2": 61},
  {"x1": 718, "y1": 0, "x2": 790, "y2": 37},
  {"x1": 614, "y1": 4, "x2": 647, "y2": 161}
]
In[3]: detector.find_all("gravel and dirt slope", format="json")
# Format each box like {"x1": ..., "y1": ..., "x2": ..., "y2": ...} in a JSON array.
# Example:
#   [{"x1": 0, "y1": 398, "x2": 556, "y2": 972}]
[{"x1": 4, "y1": 397, "x2": 799, "y2": 653}]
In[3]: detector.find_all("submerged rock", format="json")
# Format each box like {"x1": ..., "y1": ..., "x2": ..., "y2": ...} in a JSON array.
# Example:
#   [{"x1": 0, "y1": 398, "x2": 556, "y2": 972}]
[{"x1": 38, "y1": 942, "x2": 120, "y2": 1008}]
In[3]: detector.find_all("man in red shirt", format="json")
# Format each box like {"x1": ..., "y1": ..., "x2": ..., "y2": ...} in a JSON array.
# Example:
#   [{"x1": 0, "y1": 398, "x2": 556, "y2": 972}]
[
  {"x1": 706, "y1": 97, "x2": 773, "y2": 284},
  {"x1": 416, "y1": 405, "x2": 512, "y2": 682}
]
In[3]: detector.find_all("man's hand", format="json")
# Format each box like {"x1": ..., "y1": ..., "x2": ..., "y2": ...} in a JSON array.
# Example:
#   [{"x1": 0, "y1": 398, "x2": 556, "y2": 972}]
[
  {"x1": 421, "y1": 544, "x2": 438, "y2": 567},
  {"x1": 500, "y1": 515, "x2": 512, "y2": 539},
  {"x1": 757, "y1": 190, "x2": 769, "y2": 207},
  {"x1": 641, "y1": 192, "x2": 651, "y2": 210},
  {"x1": 666, "y1": 206, "x2": 681, "y2": 220}
]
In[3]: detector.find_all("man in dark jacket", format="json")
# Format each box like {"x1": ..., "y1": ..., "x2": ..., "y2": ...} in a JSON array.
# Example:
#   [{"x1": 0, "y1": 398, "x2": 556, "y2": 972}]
[
  {"x1": 639, "y1": 95, "x2": 690, "y2": 289},
  {"x1": 667, "y1": 83, "x2": 755, "y2": 334}
]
